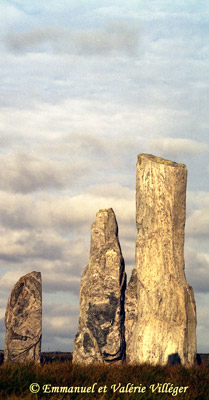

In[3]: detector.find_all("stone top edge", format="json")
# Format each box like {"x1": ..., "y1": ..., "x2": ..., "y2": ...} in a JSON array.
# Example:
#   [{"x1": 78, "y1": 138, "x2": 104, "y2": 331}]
[
  {"x1": 25, "y1": 271, "x2": 41, "y2": 276},
  {"x1": 19, "y1": 271, "x2": 41, "y2": 280},
  {"x1": 97, "y1": 208, "x2": 114, "y2": 213},
  {"x1": 137, "y1": 153, "x2": 186, "y2": 168}
]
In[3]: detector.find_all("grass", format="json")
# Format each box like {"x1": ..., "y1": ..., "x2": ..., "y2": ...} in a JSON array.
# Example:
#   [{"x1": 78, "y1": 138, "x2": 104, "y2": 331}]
[{"x1": 0, "y1": 361, "x2": 208, "y2": 400}]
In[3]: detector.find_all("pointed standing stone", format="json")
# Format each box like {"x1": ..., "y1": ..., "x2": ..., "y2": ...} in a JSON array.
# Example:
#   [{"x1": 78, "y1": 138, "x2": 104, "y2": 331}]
[
  {"x1": 73, "y1": 208, "x2": 126, "y2": 364},
  {"x1": 4, "y1": 271, "x2": 42, "y2": 363},
  {"x1": 130, "y1": 154, "x2": 196, "y2": 366}
]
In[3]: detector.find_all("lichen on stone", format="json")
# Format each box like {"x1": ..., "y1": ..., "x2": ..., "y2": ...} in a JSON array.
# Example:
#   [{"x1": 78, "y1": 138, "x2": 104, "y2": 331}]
[{"x1": 137, "y1": 153, "x2": 186, "y2": 168}]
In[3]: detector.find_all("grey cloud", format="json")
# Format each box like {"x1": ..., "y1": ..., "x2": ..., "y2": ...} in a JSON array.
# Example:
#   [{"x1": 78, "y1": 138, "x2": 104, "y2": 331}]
[
  {"x1": 186, "y1": 210, "x2": 209, "y2": 238},
  {"x1": 0, "y1": 230, "x2": 72, "y2": 263},
  {"x1": 4, "y1": 27, "x2": 59, "y2": 53},
  {"x1": 3, "y1": 22, "x2": 140, "y2": 56},
  {"x1": 195, "y1": 293, "x2": 209, "y2": 353},
  {"x1": 70, "y1": 21, "x2": 140, "y2": 56},
  {"x1": 185, "y1": 247, "x2": 209, "y2": 293},
  {"x1": 0, "y1": 135, "x2": 9, "y2": 147},
  {"x1": 61, "y1": 132, "x2": 145, "y2": 166},
  {"x1": 41, "y1": 301, "x2": 78, "y2": 350},
  {"x1": 0, "y1": 235, "x2": 88, "y2": 298},
  {"x1": 0, "y1": 289, "x2": 78, "y2": 350},
  {"x1": 0, "y1": 184, "x2": 135, "y2": 231},
  {"x1": 1, "y1": 99, "x2": 146, "y2": 156},
  {"x1": 187, "y1": 191, "x2": 209, "y2": 207},
  {"x1": 0, "y1": 182, "x2": 136, "y2": 299},
  {"x1": 43, "y1": 302, "x2": 79, "y2": 338},
  {"x1": 148, "y1": 137, "x2": 209, "y2": 158},
  {"x1": 42, "y1": 272, "x2": 81, "y2": 296},
  {"x1": 0, "y1": 300, "x2": 6, "y2": 320},
  {"x1": 0, "y1": 299, "x2": 6, "y2": 308},
  {"x1": 43, "y1": 320, "x2": 76, "y2": 339},
  {"x1": 0, "y1": 230, "x2": 89, "y2": 280},
  {"x1": 0, "y1": 317, "x2": 4, "y2": 333},
  {"x1": 86, "y1": 183, "x2": 135, "y2": 200},
  {"x1": 0, "y1": 262, "x2": 81, "y2": 298},
  {"x1": 0, "y1": 183, "x2": 136, "y2": 295},
  {"x1": 0, "y1": 270, "x2": 25, "y2": 296},
  {"x1": 44, "y1": 302, "x2": 79, "y2": 317},
  {"x1": 186, "y1": 192, "x2": 209, "y2": 238},
  {"x1": 0, "y1": 318, "x2": 5, "y2": 350},
  {"x1": 0, "y1": 300, "x2": 6, "y2": 348},
  {"x1": 196, "y1": 307, "x2": 209, "y2": 332},
  {"x1": 0, "y1": 152, "x2": 88, "y2": 193},
  {"x1": 63, "y1": 132, "x2": 107, "y2": 153}
]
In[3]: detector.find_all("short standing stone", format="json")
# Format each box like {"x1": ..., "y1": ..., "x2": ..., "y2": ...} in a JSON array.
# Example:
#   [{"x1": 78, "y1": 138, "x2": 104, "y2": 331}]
[
  {"x1": 4, "y1": 271, "x2": 42, "y2": 362},
  {"x1": 130, "y1": 154, "x2": 197, "y2": 366},
  {"x1": 73, "y1": 208, "x2": 126, "y2": 364}
]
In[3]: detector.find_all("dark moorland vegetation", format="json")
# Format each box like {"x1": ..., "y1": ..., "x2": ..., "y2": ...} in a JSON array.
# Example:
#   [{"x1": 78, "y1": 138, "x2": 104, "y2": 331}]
[{"x1": 0, "y1": 361, "x2": 209, "y2": 400}]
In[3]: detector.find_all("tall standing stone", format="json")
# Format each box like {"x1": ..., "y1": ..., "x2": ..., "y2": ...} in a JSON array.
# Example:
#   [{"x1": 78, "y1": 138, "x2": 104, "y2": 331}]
[
  {"x1": 4, "y1": 271, "x2": 42, "y2": 363},
  {"x1": 73, "y1": 208, "x2": 126, "y2": 364},
  {"x1": 131, "y1": 154, "x2": 196, "y2": 366}
]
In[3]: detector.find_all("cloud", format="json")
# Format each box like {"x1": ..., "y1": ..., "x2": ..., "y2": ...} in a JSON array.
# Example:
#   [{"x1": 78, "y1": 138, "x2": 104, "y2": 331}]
[
  {"x1": 0, "y1": 317, "x2": 5, "y2": 347},
  {"x1": 43, "y1": 315, "x2": 77, "y2": 338},
  {"x1": 0, "y1": 183, "x2": 135, "y2": 301},
  {"x1": 195, "y1": 292, "x2": 209, "y2": 353},
  {"x1": 185, "y1": 247, "x2": 209, "y2": 293},
  {"x1": 186, "y1": 191, "x2": 209, "y2": 238},
  {"x1": 148, "y1": 137, "x2": 209, "y2": 159},
  {"x1": 0, "y1": 184, "x2": 135, "y2": 285},
  {"x1": 0, "y1": 300, "x2": 6, "y2": 320},
  {"x1": 0, "y1": 99, "x2": 147, "y2": 146},
  {"x1": 0, "y1": 272, "x2": 80, "y2": 349},
  {"x1": 44, "y1": 302, "x2": 79, "y2": 317},
  {"x1": 42, "y1": 270, "x2": 81, "y2": 296},
  {"x1": 0, "y1": 2, "x2": 30, "y2": 34},
  {"x1": 0, "y1": 270, "x2": 25, "y2": 296},
  {"x1": 0, "y1": 262, "x2": 81, "y2": 299},
  {"x1": 187, "y1": 191, "x2": 209, "y2": 209},
  {"x1": 0, "y1": 229, "x2": 74, "y2": 263},
  {"x1": 42, "y1": 301, "x2": 79, "y2": 351},
  {"x1": 0, "y1": 230, "x2": 89, "y2": 296},
  {"x1": 0, "y1": 184, "x2": 135, "y2": 232},
  {"x1": 186, "y1": 210, "x2": 209, "y2": 238},
  {"x1": 0, "y1": 152, "x2": 88, "y2": 193},
  {"x1": 46, "y1": 132, "x2": 145, "y2": 172},
  {"x1": 0, "y1": 285, "x2": 79, "y2": 350},
  {"x1": 0, "y1": 300, "x2": 78, "y2": 352},
  {"x1": 61, "y1": 133, "x2": 108, "y2": 159},
  {"x1": 0, "y1": 135, "x2": 9, "y2": 147},
  {"x1": 3, "y1": 22, "x2": 140, "y2": 56},
  {"x1": 4, "y1": 27, "x2": 60, "y2": 53}
]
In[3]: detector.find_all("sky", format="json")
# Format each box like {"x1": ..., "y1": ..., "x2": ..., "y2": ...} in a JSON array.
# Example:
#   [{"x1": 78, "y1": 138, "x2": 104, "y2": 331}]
[{"x1": 0, "y1": 0, "x2": 208, "y2": 354}]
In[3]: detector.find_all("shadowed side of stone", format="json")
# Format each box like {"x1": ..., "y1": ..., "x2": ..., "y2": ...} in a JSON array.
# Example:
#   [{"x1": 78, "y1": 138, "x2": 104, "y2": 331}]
[
  {"x1": 130, "y1": 154, "x2": 197, "y2": 366},
  {"x1": 4, "y1": 271, "x2": 42, "y2": 363},
  {"x1": 73, "y1": 208, "x2": 126, "y2": 364},
  {"x1": 125, "y1": 268, "x2": 137, "y2": 363}
]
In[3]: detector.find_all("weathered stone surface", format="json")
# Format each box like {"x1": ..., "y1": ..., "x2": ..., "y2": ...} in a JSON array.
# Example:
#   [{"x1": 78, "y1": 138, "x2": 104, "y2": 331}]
[
  {"x1": 130, "y1": 154, "x2": 196, "y2": 366},
  {"x1": 125, "y1": 268, "x2": 137, "y2": 363},
  {"x1": 4, "y1": 271, "x2": 42, "y2": 363},
  {"x1": 73, "y1": 208, "x2": 126, "y2": 364}
]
